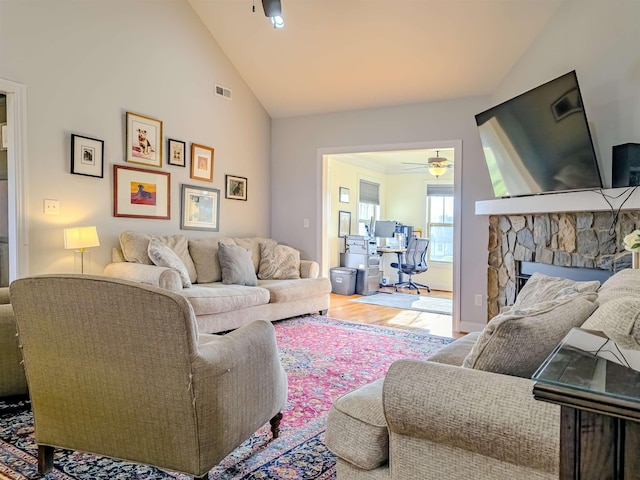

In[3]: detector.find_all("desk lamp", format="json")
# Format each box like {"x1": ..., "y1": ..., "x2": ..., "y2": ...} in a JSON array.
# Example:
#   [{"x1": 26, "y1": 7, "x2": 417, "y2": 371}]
[{"x1": 63, "y1": 226, "x2": 100, "y2": 274}]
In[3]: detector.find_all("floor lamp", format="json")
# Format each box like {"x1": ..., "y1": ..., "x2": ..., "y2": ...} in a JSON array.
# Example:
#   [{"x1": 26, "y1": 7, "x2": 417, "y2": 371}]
[{"x1": 63, "y1": 226, "x2": 100, "y2": 274}]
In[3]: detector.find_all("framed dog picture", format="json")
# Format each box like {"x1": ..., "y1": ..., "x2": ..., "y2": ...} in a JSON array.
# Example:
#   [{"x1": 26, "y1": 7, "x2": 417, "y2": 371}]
[
  {"x1": 167, "y1": 139, "x2": 186, "y2": 167},
  {"x1": 190, "y1": 143, "x2": 214, "y2": 182},
  {"x1": 71, "y1": 134, "x2": 104, "y2": 178},
  {"x1": 126, "y1": 112, "x2": 163, "y2": 168},
  {"x1": 113, "y1": 165, "x2": 170, "y2": 219},
  {"x1": 225, "y1": 174, "x2": 247, "y2": 201}
]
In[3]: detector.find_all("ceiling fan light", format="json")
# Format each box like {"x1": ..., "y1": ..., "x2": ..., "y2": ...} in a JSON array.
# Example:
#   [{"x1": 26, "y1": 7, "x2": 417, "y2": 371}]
[
  {"x1": 262, "y1": 0, "x2": 282, "y2": 18},
  {"x1": 428, "y1": 165, "x2": 447, "y2": 178}
]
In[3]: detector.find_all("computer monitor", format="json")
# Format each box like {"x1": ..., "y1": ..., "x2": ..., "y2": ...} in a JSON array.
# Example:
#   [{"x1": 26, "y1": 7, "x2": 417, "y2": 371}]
[{"x1": 374, "y1": 220, "x2": 397, "y2": 238}]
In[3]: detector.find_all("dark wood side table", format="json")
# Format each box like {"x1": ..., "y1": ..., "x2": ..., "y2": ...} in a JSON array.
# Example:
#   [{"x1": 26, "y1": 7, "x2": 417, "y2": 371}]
[{"x1": 532, "y1": 328, "x2": 640, "y2": 480}]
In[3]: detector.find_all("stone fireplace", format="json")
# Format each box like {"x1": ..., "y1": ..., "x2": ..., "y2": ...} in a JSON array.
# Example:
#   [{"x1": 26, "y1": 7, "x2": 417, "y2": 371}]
[{"x1": 487, "y1": 210, "x2": 640, "y2": 320}]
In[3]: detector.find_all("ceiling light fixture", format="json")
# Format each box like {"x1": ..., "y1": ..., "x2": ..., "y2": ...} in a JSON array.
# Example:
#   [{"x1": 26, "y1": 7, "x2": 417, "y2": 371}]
[
  {"x1": 261, "y1": 0, "x2": 285, "y2": 28},
  {"x1": 427, "y1": 151, "x2": 449, "y2": 178}
]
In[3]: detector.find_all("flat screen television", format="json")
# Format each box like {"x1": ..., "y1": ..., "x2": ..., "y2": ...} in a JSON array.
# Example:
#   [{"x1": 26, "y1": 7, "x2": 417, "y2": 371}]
[{"x1": 475, "y1": 71, "x2": 602, "y2": 198}]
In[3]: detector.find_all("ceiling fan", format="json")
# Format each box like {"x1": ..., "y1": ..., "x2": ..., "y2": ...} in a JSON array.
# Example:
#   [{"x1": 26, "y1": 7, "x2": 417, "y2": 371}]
[{"x1": 401, "y1": 151, "x2": 452, "y2": 178}]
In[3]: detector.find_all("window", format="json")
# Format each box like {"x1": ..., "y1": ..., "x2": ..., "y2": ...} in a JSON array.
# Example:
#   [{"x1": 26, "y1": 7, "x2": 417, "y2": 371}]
[
  {"x1": 426, "y1": 185, "x2": 453, "y2": 263},
  {"x1": 358, "y1": 180, "x2": 380, "y2": 235}
]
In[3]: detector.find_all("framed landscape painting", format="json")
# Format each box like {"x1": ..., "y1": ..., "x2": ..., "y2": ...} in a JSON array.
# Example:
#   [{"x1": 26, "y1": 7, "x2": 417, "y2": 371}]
[
  {"x1": 126, "y1": 112, "x2": 163, "y2": 167},
  {"x1": 180, "y1": 184, "x2": 220, "y2": 231},
  {"x1": 113, "y1": 165, "x2": 170, "y2": 219}
]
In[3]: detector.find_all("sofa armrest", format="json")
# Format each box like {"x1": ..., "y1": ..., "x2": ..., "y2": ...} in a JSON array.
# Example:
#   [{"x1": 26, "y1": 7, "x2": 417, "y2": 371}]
[
  {"x1": 383, "y1": 359, "x2": 560, "y2": 474},
  {"x1": 103, "y1": 262, "x2": 183, "y2": 292},
  {"x1": 300, "y1": 260, "x2": 319, "y2": 278}
]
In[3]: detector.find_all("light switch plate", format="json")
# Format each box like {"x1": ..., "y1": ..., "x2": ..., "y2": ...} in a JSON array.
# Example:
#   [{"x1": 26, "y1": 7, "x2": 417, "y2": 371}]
[{"x1": 44, "y1": 199, "x2": 60, "y2": 215}]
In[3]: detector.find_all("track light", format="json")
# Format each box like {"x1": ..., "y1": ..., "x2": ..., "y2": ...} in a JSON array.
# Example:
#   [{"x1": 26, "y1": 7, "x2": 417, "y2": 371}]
[{"x1": 262, "y1": 0, "x2": 285, "y2": 28}]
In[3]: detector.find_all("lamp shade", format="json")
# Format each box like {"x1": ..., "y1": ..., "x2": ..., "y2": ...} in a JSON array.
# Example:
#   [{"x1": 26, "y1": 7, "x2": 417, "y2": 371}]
[{"x1": 63, "y1": 226, "x2": 100, "y2": 250}]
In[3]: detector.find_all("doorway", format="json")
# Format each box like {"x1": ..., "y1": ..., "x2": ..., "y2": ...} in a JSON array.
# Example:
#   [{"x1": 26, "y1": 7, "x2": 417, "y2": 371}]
[
  {"x1": 320, "y1": 140, "x2": 462, "y2": 333},
  {"x1": 0, "y1": 78, "x2": 29, "y2": 282}
]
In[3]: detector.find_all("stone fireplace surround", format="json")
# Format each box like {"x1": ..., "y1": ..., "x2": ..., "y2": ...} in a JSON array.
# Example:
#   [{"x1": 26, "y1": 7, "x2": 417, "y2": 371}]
[{"x1": 476, "y1": 187, "x2": 640, "y2": 321}]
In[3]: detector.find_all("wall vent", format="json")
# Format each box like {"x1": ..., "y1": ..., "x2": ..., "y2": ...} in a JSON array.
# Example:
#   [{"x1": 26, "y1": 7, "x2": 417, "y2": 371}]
[{"x1": 215, "y1": 84, "x2": 232, "y2": 100}]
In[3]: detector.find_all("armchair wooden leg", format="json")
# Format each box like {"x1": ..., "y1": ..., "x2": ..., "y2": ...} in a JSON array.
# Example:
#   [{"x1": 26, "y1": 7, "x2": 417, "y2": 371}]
[
  {"x1": 38, "y1": 445, "x2": 54, "y2": 475},
  {"x1": 270, "y1": 412, "x2": 283, "y2": 439},
  {"x1": 194, "y1": 475, "x2": 208, "y2": 479}
]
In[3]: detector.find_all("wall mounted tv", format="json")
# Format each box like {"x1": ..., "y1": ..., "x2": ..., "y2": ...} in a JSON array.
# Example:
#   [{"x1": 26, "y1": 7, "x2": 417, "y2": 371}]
[{"x1": 475, "y1": 71, "x2": 602, "y2": 198}]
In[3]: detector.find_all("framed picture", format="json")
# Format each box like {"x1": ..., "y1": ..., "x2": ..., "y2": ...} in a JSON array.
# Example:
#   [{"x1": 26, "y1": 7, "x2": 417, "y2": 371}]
[
  {"x1": 225, "y1": 174, "x2": 247, "y2": 201},
  {"x1": 191, "y1": 143, "x2": 214, "y2": 182},
  {"x1": 339, "y1": 187, "x2": 350, "y2": 203},
  {"x1": 339, "y1": 210, "x2": 351, "y2": 237},
  {"x1": 70, "y1": 134, "x2": 104, "y2": 178},
  {"x1": 180, "y1": 184, "x2": 220, "y2": 231},
  {"x1": 0, "y1": 123, "x2": 6, "y2": 151},
  {"x1": 126, "y1": 112, "x2": 163, "y2": 167},
  {"x1": 167, "y1": 139, "x2": 186, "y2": 167},
  {"x1": 113, "y1": 165, "x2": 170, "y2": 219}
]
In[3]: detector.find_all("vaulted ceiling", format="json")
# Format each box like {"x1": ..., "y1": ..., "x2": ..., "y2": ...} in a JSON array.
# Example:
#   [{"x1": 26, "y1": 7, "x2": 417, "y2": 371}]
[{"x1": 187, "y1": 0, "x2": 563, "y2": 119}]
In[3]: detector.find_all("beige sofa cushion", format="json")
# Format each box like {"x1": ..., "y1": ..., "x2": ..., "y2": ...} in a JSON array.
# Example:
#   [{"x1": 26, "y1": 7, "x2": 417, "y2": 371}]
[
  {"x1": 428, "y1": 331, "x2": 480, "y2": 366},
  {"x1": 325, "y1": 378, "x2": 388, "y2": 471},
  {"x1": 259, "y1": 277, "x2": 331, "y2": 303},
  {"x1": 258, "y1": 241, "x2": 301, "y2": 280},
  {"x1": 512, "y1": 272, "x2": 600, "y2": 309},
  {"x1": 178, "y1": 284, "x2": 270, "y2": 316},
  {"x1": 119, "y1": 231, "x2": 197, "y2": 283},
  {"x1": 595, "y1": 268, "x2": 640, "y2": 305},
  {"x1": 463, "y1": 294, "x2": 598, "y2": 378},
  {"x1": 218, "y1": 243, "x2": 258, "y2": 286},
  {"x1": 188, "y1": 238, "x2": 222, "y2": 284}
]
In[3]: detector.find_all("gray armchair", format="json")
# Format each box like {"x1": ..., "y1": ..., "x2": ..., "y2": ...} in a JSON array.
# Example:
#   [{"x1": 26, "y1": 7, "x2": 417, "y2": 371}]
[
  {"x1": 10, "y1": 275, "x2": 288, "y2": 479},
  {"x1": 0, "y1": 287, "x2": 28, "y2": 399}
]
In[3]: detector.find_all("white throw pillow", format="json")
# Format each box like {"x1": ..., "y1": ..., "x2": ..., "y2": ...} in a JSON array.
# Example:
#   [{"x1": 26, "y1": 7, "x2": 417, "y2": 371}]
[
  {"x1": 148, "y1": 238, "x2": 192, "y2": 288},
  {"x1": 513, "y1": 272, "x2": 600, "y2": 310},
  {"x1": 258, "y1": 241, "x2": 301, "y2": 280}
]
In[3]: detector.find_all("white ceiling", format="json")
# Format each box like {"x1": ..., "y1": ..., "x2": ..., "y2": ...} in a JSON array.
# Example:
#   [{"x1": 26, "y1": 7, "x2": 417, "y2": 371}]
[{"x1": 187, "y1": 0, "x2": 563, "y2": 119}]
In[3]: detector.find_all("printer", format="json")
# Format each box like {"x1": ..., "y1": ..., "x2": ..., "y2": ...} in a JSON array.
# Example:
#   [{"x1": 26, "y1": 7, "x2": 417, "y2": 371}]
[{"x1": 345, "y1": 235, "x2": 377, "y2": 255}]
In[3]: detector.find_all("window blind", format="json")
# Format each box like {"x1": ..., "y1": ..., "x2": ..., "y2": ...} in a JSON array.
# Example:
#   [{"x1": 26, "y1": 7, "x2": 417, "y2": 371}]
[
  {"x1": 426, "y1": 184, "x2": 454, "y2": 197},
  {"x1": 359, "y1": 180, "x2": 380, "y2": 205}
]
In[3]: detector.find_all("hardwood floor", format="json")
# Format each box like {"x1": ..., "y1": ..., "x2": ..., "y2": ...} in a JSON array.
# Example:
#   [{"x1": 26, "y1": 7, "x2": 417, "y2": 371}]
[{"x1": 327, "y1": 286, "x2": 464, "y2": 338}]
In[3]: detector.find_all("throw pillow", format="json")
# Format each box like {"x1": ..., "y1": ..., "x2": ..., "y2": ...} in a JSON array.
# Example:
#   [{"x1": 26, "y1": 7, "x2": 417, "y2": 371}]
[
  {"x1": 218, "y1": 243, "x2": 258, "y2": 286},
  {"x1": 581, "y1": 297, "x2": 640, "y2": 349},
  {"x1": 147, "y1": 238, "x2": 192, "y2": 288},
  {"x1": 463, "y1": 294, "x2": 598, "y2": 378},
  {"x1": 258, "y1": 241, "x2": 301, "y2": 280},
  {"x1": 512, "y1": 272, "x2": 600, "y2": 310},
  {"x1": 119, "y1": 231, "x2": 197, "y2": 283}
]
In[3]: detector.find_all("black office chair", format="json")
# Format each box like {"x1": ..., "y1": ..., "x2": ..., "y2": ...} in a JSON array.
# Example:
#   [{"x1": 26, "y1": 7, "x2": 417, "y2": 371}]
[{"x1": 391, "y1": 237, "x2": 431, "y2": 294}]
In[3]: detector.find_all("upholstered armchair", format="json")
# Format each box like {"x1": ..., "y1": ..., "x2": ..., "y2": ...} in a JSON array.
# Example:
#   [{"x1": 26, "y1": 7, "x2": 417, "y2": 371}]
[
  {"x1": 10, "y1": 275, "x2": 288, "y2": 479},
  {"x1": 0, "y1": 286, "x2": 28, "y2": 398}
]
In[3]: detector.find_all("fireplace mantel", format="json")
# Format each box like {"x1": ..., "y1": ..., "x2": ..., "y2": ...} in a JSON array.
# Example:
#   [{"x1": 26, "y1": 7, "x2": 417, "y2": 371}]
[{"x1": 475, "y1": 187, "x2": 640, "y2": 216}]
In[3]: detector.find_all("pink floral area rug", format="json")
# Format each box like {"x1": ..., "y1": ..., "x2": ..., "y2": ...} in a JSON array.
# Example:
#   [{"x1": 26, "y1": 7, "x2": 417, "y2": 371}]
[{"x1": 0, "y1": 315, "x2": 453, "y2": 480}]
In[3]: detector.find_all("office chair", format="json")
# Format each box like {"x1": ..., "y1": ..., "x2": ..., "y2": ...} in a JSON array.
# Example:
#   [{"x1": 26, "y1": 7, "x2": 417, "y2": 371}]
[{"x1": 391, "y1": 237, "x2": 431, "y2": 294}]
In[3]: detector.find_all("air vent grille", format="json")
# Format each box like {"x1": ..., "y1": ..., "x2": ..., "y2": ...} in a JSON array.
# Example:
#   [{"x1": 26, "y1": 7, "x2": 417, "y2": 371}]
[{"x1": 215, "y1": 84, "x2": 232, "y2": 100}]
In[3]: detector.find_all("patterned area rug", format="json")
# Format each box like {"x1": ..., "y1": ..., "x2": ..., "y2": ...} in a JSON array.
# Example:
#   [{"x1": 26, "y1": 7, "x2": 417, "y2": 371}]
[
  {"x1": 349, "y1": 292, "x2": 453, "y2": 315},
  {"x1": 0, "y1": 315, "x2": 453, "y2": 480}
]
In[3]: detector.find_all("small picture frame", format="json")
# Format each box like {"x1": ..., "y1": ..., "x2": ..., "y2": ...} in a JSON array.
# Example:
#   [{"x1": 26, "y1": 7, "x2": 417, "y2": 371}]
[
  {"x1": 167, "y1": 139, "x2": 186, "y2": 167},
  {"x1": 339, "y1": 187, "x2": 350, "y2": 203},
  {"x1": 225, "y1": 174, "x2": 247, "y2": 201},
  {"x1": 190, "y1": 143, "x2": 214, "y2": 182},
  {"x1": 180, "y1": 184, "x2": 220, "y2": 231},
  {"x1": 126, "y1": 112, "x2": 163, "y2": 167},
  {"x1": 339, "y1": 210, "x2": 351, "y2": 237},
  {"x1": 0, "y1": 123, "x2": 6, "y2": 151},
  {"x1": 113, "y1": 165, "x2": 170, "y2": 219},
  {"x1": 71, "y1": 134, "x2": 104, "y2": 178}
]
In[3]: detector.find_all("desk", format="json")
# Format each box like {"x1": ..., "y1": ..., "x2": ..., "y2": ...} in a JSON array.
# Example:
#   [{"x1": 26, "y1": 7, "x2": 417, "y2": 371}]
[
  {"x1": 532, "y1": 328, "x2": 640, "y2": 479},
  {"x1": 377, "y1": 247, "x2": 406, "y2": 285}
]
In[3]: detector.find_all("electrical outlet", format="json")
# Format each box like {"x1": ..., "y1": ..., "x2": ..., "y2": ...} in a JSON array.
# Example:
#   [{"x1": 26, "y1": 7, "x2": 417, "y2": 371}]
[
  {"x1": 475, "y1": 294, "x2": 483, "y2": 306},
  {"x1": 44, "y1": 199, "x2": 60, "y2": 215}
]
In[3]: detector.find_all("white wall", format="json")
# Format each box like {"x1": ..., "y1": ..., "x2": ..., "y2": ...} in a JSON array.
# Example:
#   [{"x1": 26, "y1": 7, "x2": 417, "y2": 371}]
[
  {"x1": 272, "y1": 98, "x2": 493, "y2": 332},
  {"x1": 0, "y1": 0, "x2": 271, "y2": 275}
]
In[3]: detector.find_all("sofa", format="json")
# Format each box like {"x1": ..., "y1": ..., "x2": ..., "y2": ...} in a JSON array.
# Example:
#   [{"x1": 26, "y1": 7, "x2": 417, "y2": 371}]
[
  {"x1": 326, "y1": 268, "x2": 640, "y2": 479},
  {"x1": 103, "y1": 232, "x2": 331, "y2": 333},
  {"x1": 0, "y1": 287, "x2": 28, "y2": 398}
]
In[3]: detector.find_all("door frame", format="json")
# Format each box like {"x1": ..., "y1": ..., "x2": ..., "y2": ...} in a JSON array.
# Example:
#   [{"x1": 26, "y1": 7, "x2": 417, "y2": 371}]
[
  {"x1": 0, "y1": 78, "x2": 29, "y2": 281},
  {"x1": 319, "y1": 139, "x2": 462, "y2": 332}
]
